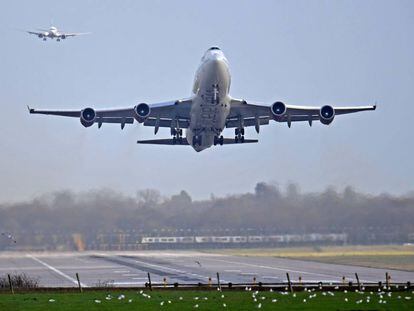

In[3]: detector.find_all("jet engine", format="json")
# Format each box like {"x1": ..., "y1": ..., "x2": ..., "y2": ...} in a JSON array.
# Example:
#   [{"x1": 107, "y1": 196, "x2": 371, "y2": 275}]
[
  {"x1": 38, "y1": 34, "x2": 44, "y2": 38},
  {"x1": 134, "y1": 103, "x2": 151, "y2": 123},
  {"x1": 61, "y1": 34, "x2": 66, "y2": 39},
  {"x1": 319, "y1": 105, "x2": 335, "y2": 125},
  {"x1": 271, "y1": 101, "x2": 286, "y2": 118},
  {"x1": 80, "y1": 107, "x2": 96, "y2": 127}
]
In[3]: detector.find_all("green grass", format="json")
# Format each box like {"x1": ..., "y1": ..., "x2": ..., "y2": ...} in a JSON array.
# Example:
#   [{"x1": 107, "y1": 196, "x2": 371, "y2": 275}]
[
  {"x1": 213, "y1": 245, "x2": 414, "y2": 271},
  {"x1": 292, "y1": 255, "x2": 414, "y2": 272},
  {"x1": 0, "y1": 290, "x2": 413, "y2": 311}
]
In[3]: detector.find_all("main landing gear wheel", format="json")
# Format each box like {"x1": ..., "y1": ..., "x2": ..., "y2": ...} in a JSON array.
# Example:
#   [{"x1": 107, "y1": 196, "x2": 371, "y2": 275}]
[
  {"x1": 171, "y1": 128, "x2": 183, "y2": 144},
  {"x1": 234, "y1": 135, "x2": 245, "y2": 143},
  {"x1": 214, "y1": 136, "x2": 224, "y2": 146},
  {"x1": 235, "y1": 128, "x2": 245, "y2": 143},
  {"x1": 235, "y1": 128, "x2": 245, "y2": 136},
  {"x1": 171, "y1": 128, "x2": 183, "y2": 136}
]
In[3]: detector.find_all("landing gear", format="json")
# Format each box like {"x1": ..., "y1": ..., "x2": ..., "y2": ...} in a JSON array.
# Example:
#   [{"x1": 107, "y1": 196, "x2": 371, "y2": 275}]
[
  {"x1": 43, "y1": 38, "x2": 47, "y2": 41},
  {"x1": 234, "y1": 135, "x2": 245, "y2": 143},
  {"x1": 192, "y1": 135, "x2": 202, "y2": 146},
  {"x1": 171, "y1": 128, "x2": 183, "y2": 137},
  {"x1": 235, "y1": 128, "x2": 245, "y2": 136},
  {"x1": 214, "y1": 135, "x2": 224, "y2": 146},
  {"x1": 171, "y1": 128, "x2": 183, "y2": 145},
  {"x1": 57, "y1": 38, "x2": 61, "y2": 42},
  {"x1": 235, "y1": 128, "x2": 245, "y2": 143}
]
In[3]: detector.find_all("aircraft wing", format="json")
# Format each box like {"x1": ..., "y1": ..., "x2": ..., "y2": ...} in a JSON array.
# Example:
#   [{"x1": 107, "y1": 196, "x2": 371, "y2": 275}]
[
  {"x1": 27, "y1": 31, "x2": 44, "y2": 36},
  {"x1": 28, "y1": 98, "x2": 193, "y2": 130},
  {"x1": 61, "y1": 32, "x2": 91, "y2": 37},
  {"x1": 227, "y1": 98, "x2": 376, "y2": 129}
]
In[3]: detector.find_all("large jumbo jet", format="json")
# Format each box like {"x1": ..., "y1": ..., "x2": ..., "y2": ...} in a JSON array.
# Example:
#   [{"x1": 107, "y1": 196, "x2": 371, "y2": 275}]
[
  {"x1": 29, "y1": 47, "x2": 376, "y2": 152},
  {"x1": 27, "y1": 26, "x2": 90, "y2": 41}
]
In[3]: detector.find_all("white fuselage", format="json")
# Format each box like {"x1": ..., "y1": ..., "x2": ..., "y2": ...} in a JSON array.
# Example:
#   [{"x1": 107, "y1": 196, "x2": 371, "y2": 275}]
[
  {"x1": 187, "y1": 49, "x2": 232, "y2": 151},
  {"x1": 45, "y1": 27, "x2": 59, "y2": 38}
]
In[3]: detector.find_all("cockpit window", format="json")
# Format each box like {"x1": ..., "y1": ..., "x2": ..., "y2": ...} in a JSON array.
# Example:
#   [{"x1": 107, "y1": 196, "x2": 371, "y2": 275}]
[{"x1": 208, "y1": 46, "x2": 220, "y2": 50}]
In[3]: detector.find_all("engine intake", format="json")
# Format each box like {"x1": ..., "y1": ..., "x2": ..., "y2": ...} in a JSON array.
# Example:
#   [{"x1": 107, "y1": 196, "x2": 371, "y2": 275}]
[
  {"x1": 80, "y1": 107, "x2": 96, "y2": 127},
  {"x1": 61, "y1": 34, "x2": 66, "y2": 39},
  {"x1": 134, "y1": 103, "x2": 151, "y2": 123},
  {"x1": 319, "y1": 105, "x2": 335, "y2": 125},
  {"x1": 271, "y1": 101, "x2": 286, "y2": 118}
]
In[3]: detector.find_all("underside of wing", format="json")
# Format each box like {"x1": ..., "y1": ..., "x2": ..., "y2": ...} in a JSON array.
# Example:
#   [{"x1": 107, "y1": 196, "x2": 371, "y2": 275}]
[
  {"x1": 27, "y1": 31, "x2": 43, "y2": 36},
  {"x1": 28, "y1": 97, "x2": 192, "y2": 130},
  {"x1": 228, "y1": 98, "x2": 376, "y2": 128},
  {"x1": 63, "y1": 32, "x2": 91, "y2": 37}
]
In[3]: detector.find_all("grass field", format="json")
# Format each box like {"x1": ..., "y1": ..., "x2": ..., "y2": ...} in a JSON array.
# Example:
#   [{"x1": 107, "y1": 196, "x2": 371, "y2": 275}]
[
  {"x1": 213, "y1": 245, "x2": 414, "y2": 271},
  {"x1": 0, "y1": 289, "x2": 413, "y2": 311}
]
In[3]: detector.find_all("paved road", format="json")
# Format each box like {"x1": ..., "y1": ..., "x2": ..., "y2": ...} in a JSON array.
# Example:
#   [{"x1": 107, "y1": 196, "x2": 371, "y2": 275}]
[{"x1": 0, "y1": 251, "x2": 413, "y2": 287}]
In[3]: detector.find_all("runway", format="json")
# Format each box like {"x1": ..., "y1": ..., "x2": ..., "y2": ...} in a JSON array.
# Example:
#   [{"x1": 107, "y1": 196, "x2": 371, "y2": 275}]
[{"x1": 0, "y1": 251, "x2": 413, "y2": 287}]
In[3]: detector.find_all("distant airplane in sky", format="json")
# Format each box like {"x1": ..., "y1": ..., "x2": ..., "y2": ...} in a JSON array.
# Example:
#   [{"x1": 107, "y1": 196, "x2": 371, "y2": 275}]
[
  {"x1": 29, "y1": 47, "x2": 376, "y2": 152},
  {"x1": 1, "y1": 232, "x2": 17, "y2": 244},
  {"x1": 27, "y1": 26, "x2": 90, "y2": 41}
]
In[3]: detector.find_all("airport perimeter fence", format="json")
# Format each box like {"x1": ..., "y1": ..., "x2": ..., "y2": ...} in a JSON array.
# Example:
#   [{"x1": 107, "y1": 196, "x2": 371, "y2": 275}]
[{"x1": 1, "y1": 271, "x2": 412, "y2": 294}]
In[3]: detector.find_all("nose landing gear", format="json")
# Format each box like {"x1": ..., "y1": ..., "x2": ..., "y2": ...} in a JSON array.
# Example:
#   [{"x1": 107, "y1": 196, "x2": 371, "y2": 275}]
[{"x1": 192, "y1": 135, "x2": 202, "y2": 146}]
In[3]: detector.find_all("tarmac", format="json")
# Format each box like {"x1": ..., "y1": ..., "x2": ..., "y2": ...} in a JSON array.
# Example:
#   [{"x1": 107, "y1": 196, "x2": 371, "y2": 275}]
[{"x1": 0, "y1": 250, "x2": 413, "y2": 287}]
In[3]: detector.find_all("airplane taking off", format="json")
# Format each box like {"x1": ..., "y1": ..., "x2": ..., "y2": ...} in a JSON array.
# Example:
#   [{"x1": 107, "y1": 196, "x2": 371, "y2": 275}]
[
  {"x1": 29, "y1": 47, "x2": 376, "y2": 152},
  {"x1": 27, "y1": 26, "x2": 90, "y2": 41}
]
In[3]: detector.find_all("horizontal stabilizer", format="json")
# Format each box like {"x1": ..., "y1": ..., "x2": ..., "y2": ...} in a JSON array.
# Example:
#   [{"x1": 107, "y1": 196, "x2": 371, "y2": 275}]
[
  {"x1": 137, "y1": 138, "x2": 189, "y2": 145},
  {"x1": 137, "y1": 138, "x2": 258, "y2": 145},
  {"x1": 221, "y1": 138, "x2": 258, "y2": 144}
]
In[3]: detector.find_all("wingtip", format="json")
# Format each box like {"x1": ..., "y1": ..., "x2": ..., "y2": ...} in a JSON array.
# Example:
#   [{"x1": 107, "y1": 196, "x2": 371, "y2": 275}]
[{"x1": 27, "y1": 105, "x2": 34, "y2": 113}]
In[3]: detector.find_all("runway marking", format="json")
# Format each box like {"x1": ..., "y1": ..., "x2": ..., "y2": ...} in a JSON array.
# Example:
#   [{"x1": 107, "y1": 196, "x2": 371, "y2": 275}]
[
  {"x1": 132, "y1": 258, "x2": 229, "y2": 283},
  {"x1": 202, "y1": 257, "x2": 336, "y2": 279},
  {"x1": 122, "y1": 273, "x2": 141, "y2": 277},
  {"x1": 27, "y1": 254, "x2": 88, "y2": 287},
  {"x1": 240, "y1": 272, "x2": 258, "y2": 276},
  {"x1": 113, "y1": 281, "x2": 143, "y2": 285},
  {"x1": 0, "y1": 265, "x2": 118, "y2": 271},
  {"x1": 132, "y1": 277, "x2": 148, "y2": 280},
  {"x1": 113, "y1": 270, "x2": 129, "y2": 273},
  {"x1": 224, "y1": 270, "x2": 241, "y2": 273}
]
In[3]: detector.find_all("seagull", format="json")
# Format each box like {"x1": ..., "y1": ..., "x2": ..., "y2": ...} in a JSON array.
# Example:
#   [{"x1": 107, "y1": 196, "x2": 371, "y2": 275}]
[
  {"x1": 1, "y1": 232, "x2": 17, "y2": 243},
  {"x1": 195, "y1": 260, "x2": 202, "y2": 267}
]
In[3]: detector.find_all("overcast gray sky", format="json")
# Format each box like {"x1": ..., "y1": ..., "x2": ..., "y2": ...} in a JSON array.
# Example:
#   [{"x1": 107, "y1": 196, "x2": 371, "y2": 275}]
[{"x1": 0, "y1": 0, "x2": 413, "y2": 202}]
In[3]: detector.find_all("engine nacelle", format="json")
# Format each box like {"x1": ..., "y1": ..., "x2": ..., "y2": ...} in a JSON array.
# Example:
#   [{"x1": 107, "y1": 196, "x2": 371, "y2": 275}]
[
  {"x1": 38, "y1": 34, "x2": 43, "y2": 38},
  {"x1": 61, "y1": 34, "x2": 66, "y2": 39},
  {"x1": 80, "y1": 107, "x2": 96, "y2": 127},
  {"x1": 319, "y1": 105, "x2": 335, "y2": 125},
  {"x1": 134, "y1": 103, "x2": 151, "y2": 123},
  {"x1": 271, "y1": 101, "x2": 286, "y2": 119}
]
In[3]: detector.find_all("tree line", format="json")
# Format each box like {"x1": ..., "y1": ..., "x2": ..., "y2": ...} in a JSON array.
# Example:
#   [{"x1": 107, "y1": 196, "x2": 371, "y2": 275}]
[{"x1": 0, "y1": 183, "x2": 413, "y2": 247}]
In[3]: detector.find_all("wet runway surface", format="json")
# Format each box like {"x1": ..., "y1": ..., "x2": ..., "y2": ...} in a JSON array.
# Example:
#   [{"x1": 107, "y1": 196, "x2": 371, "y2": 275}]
[{"x1": 0, "y1": 251, "x2": 413, "y2": 287}]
